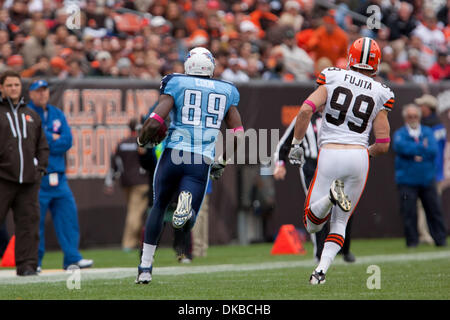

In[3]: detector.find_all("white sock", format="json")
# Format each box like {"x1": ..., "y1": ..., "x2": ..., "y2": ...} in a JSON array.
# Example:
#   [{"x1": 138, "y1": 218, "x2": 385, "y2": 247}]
[
  {"x1": 310, "y1": 195, "x2": 333, "y2": 220},
  {"x1": 315, "y1": 211, "x2": 349, "y2": 274},
  {"x1": 140, "y1": 243, "x2": 156, "y2": 268},
  {"x1": 315, "y1": 242, "x2": 341, "y2": 274}
]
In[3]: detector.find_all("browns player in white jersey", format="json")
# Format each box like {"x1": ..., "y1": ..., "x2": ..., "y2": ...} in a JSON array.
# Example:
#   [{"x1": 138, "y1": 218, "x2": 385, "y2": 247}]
[{"x1": 288, "y1": 37, "x2": 394, "y2": 284}]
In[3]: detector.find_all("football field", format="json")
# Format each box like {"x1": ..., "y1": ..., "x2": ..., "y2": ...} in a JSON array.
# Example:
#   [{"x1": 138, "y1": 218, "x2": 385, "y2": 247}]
[{"x1": 0, "y1": 238, "x2": 449, "y2": 300}]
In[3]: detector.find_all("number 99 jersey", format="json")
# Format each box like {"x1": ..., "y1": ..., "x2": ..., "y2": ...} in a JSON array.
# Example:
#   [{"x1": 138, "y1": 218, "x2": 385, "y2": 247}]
[
  {"x1": 316, "y1": 67, "x2": 394, "y2": 148},
  {"x1": 160, "y1": 73, "x2": 240, "y2": 161}
]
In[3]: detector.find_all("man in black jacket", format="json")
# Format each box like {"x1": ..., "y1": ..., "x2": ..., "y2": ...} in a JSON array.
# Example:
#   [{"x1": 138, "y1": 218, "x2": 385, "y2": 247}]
[
  {"x1": 384, "y1": 2, "x2": 417, "y2": 41},
  {"x1": 273, "y1": 112, "x2": 355, "y2": 262},
  {"x1": 0, "y1": 70, "x2": 49, "y2": 276}
]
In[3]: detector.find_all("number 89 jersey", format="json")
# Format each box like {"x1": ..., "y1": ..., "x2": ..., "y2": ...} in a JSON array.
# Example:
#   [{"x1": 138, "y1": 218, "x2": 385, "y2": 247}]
[
  {"x1": 316, "y1": 67, "x2": 394, "y2": 148},
  {"x1": 160, "y1": 73, "x2": 240, "y2": 160}
]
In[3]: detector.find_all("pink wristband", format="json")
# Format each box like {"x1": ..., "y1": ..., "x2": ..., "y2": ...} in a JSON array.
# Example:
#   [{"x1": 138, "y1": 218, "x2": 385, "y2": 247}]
[
  {"x1": 233, "y1": 126, "x2": 244, "y2": 133},
  {"x1": 376, "y1": 138, "x2": 390, "y2": 143},
  {"x1": 304, "y1": 100, "x2": 316, "y2": 113},
  {"x1": 150, "y1": 112, "x2": 164, "y2": 125}
]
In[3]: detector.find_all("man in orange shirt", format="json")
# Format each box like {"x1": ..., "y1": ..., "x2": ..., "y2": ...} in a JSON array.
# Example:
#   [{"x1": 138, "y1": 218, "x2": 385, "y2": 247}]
[
  {"x1": 184, "y1": 0, "x2": 209, "y2": 36},
  {"x1": 250, "y1": 0, "x2": 278, "y2": 39},
  {"x1": 306, "y1": 11, "x2": 349, "y2": 65}
]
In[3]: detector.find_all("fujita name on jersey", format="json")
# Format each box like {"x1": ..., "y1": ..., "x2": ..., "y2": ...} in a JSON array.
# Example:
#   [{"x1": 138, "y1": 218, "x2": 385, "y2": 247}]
[{"x1": 344, "y1": 74, "x2": 372, "y2": 90}]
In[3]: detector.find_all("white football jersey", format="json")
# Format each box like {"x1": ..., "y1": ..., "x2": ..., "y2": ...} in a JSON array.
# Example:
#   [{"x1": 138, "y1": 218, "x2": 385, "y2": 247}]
[{"x1": 316, "y1": 67, "x2": 394, "y2": 148}]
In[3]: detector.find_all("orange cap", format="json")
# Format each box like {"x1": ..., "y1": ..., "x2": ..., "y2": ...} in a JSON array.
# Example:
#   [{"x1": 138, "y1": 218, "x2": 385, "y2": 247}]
[
  {"x1": 7, "y1": 55, "x2": 24, "y2": 66},
  {"x1": 323, "y1": 9, "x2": 336, "y2": 24},
  {"x1": 60, "y1": 48, "x2": 73, "y2": 57},
  {"x1": 91, "y1": 60, "x2": 100, "y2": 68},
  {"x1": 50, "y1": 56, "x2": 68, "y2": 70}
]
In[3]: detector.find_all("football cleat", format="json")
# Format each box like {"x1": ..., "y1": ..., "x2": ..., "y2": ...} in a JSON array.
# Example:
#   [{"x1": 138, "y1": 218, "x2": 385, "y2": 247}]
[
  {"x1": 172, "y1": 191, "x2": 193, "y2": 229},
  {"x1": 135, "y1": 265, "x2": 153, "y2": 284},
  {"x1": 343, "y1": 252, "x2": 356, "y2": 263},
  {"x1": 329, "y1": 179, "x2": 351, "y2": 212},
  {"x1": 309, "y1": 270, "x2": 326, "y2": 285}
]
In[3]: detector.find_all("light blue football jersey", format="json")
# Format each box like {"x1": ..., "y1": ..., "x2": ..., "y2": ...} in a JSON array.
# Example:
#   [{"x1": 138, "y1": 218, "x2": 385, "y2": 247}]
[{"x1": 160, "y1": 73, "x2": 240, "y2": 160}]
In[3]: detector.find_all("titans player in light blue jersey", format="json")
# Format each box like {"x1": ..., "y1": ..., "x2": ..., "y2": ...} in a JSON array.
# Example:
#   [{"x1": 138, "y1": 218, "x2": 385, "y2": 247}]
[{"x1": 135, "y1": 47, "x2": 244, "y2": 284}]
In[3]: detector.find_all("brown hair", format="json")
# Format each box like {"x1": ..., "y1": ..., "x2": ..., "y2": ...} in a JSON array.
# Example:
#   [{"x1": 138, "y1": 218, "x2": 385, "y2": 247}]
[{"x1": 0, "y1": 70, "x2": 21, "y2": 84}]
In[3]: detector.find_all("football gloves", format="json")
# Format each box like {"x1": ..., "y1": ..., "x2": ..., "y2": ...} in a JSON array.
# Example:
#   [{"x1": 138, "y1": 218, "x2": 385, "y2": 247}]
[
  {"x1": 137, "y1": 137, "x2": 158, "y2": 148},
  {"x1": 137, "y1": 129, "x2": 168, "y2": 149},
  {"x1": 288, "y1": 144, "x2": 305, "y2": 166},
  {"x1": 210, "y1": 159, "x2": 227, "y2": 180}
]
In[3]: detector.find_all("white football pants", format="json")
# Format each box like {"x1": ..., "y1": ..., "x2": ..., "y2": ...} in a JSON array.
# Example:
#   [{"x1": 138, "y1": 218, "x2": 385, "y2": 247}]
[{"x1": 303, "y1": 148, "x2": 370, "y2": 248}]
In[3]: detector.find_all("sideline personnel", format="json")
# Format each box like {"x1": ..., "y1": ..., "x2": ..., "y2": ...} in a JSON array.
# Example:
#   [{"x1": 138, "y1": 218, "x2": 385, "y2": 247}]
[
  {"x1": 104, "y1": 118, "x2": 149, "y2": 251},
  {"x1": 0, "y1": 71, "x2": 49, "y2": 276},
  {"x1": 28, "y1": 79, "x2": 93, "y2": 270},
  {"x1": 393, "y1": 103, "x2": 447, "y2": 248}
]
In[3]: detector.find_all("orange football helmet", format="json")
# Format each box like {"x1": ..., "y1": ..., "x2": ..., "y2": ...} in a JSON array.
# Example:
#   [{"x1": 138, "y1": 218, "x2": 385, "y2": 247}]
[{"x1": 348, "y1": 37, "x2": 381, "y2": 75}]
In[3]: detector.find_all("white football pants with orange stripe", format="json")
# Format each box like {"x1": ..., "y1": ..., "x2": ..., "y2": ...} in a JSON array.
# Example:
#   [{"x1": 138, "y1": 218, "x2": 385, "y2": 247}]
[{"x1": 303, "y1": 147, "x2": 369, "y2": 273}]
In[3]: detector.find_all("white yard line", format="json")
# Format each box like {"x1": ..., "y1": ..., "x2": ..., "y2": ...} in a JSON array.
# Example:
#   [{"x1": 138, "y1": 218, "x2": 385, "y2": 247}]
[{"x1": 0, "y1": 250, "x2": 449, "y2": 285}]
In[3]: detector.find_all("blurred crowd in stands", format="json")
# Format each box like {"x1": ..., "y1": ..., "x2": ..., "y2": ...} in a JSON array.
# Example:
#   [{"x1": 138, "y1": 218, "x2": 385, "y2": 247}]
[{"x1": 0, "y1": 0, "x2": 448, "y2": 84}]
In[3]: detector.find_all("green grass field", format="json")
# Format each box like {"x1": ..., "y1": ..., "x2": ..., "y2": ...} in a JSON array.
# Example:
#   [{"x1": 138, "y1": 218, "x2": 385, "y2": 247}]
[{"x1": 0, "y1": 237, "x2": 449, "y2": 300}]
